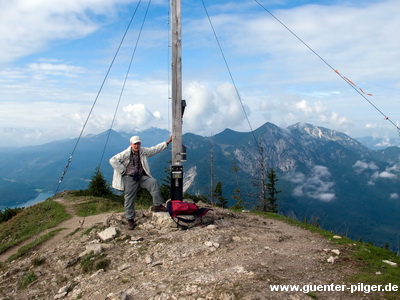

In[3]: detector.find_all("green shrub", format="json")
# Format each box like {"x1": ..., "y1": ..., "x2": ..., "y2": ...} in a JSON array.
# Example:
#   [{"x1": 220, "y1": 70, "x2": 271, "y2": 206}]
[
  {"x1": 19, "y1": 271, "x2": 37, "y2": 288},
  {"x1": 73, "y1": 196, "x2": 123, "y2": 217},
  {"x1": 80, "y1": 252, "x2": 110, "y2": 273},
  {"x1": 31, "y1": 256, "x2": 46, "y2": 266},
  {"x1": 0, "y1": 207, "x2": 24, "y2": 223},
  {"x1": 88, "y1": 168, "x2": 112, "y2": 197}
]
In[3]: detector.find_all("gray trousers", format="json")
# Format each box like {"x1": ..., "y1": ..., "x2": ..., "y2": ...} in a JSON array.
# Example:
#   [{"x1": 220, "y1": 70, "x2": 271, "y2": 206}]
[{"x1": 123, "y1": 175, "x2": 163, "y2": 220}]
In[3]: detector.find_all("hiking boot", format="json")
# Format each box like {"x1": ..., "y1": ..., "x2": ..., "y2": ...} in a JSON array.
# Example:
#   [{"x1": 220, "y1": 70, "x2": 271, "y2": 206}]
[
  {"x1": 127, "y1": 219, "x2": 136, "y2": 230},
  {"x1": 151, "y1": 205, "x2": 167, "y2": 212}
]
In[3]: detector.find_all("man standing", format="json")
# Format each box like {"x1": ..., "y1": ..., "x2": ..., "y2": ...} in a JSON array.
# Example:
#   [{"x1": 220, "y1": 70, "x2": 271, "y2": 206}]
[{"x1": 110, "y1": 135, "x2": 172, "y2": 230}]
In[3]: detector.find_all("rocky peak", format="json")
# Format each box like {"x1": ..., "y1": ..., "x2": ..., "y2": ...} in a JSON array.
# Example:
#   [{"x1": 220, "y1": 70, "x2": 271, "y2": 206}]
[
  {"x1": 288, "y1": 122, "x2": 368, "y2": 154},
  {"x1": 0, "y1": 197, "x2": 358, "y2": 300},
  {"x1": 288, "y1": 122, "x2": 343, "y2": 141}
]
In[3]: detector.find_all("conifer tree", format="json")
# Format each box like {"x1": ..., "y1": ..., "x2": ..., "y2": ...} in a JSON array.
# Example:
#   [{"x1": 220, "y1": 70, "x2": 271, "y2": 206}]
[
  {"x1": 0, "y1": 207, "x2": 24, "y2": 223},
  {"x1": 213, "y1": 181, "x2": 228, "y2": 208},
  {"x1": 88, "y1": 167, "x2": 112, "y2": 197},
  {"x1": 252, "y1": 144, "x2": 281, "y2": 212},
  {"x1": 231, "y1": 161, "x2": 244, "y2": 209},
  {"x1": 266, "y1": 168, "x2": 281, "y2": 213}
]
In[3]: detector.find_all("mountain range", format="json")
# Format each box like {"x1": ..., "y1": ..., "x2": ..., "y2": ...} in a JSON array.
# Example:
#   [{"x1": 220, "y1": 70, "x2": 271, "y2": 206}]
[{"x1": 1, "y1": 122, "x2": 399, "y2": 251}]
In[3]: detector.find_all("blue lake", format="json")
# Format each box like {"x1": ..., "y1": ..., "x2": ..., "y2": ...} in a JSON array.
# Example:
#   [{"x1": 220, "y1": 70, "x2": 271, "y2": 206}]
[{"x1": 9, "y1": 192, "x2": 55, "y2": 209}]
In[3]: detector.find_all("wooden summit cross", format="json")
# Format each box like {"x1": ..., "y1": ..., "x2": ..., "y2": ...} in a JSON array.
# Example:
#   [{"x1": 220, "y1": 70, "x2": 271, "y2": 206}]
[{"x1": 170, "y1": 0, "x2": 185, "y2": 201}]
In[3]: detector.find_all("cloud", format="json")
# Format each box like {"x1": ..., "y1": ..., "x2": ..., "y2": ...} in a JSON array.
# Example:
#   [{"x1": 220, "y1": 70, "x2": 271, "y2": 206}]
[
  {"x1": 27, "y1": 61, "x2": 86, "y2": 78},
  {"x1": 390, "y1": 193, "x2": 399, "y2": 199},
  {"x1": 121, "y1": 104, "x2": 161, "y2": 129},
  {"x1": 206, "y1": 0, "x2": 400, "y2": 84},
  {"x1": 278, "y1": 96, "x2": 350, "y2": 130},
  {"x1": 376, "y1": 165, "x2": 400, "y2": 180},
  {"x1": 374, "y1": 136, "x2": 397, "y2": 148},
  {"x1": 295, "y1": 99, "x2": 313, "y2": 115},
  {"x1": 183, "y1": 81, "x2": 248, "y2": 135},
  {"x1": 354, "y1": 160, "x2": 400, "y2": 185},
  {"x1": 0, "y1": 66, "x2": 172, "y2": 146},
  {"x1": 0, "y1": 127, "x2": 46, "y2": 147},
  {"x1": 0, "y1": 101, "x2": 115, "y2": 146},
  {"x1": 365, "y1": 123, "x2": 377, "y2": 129},
  {"x1": 377, "y1": 171, "x2": 396, "y2": 179},
  {"x1": 195, "y1": 0, "x2": 400, "y2": 138},
  {"x1": 0, "y1": 100, "x2": 162, "y2": 147},
  {"x1": 0, "y1": 101, "x2": 164, "y2": 147},
  {"x1": 353, "y1": 161, "x2": 400, "y2": 185},
  {"x1": 387, "y1": 163, "x2": 400, "y2": 173},
  {"x1": 1, "y1": 0, "x2": 400, "y2": 147},
  {"x1": 352, "y1": 160, "x2": 378, "y2": 174},
  {"x1": 0, "y1": 0, "x2": 133, "y2": 64},
  {"x1": 289, "y1": 165, "x2": 336, "y2": 202}
]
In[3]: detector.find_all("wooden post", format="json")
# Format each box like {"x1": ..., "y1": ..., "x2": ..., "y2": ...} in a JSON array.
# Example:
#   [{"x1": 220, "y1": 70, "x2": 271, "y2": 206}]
[{"x1": 171, "y1": 0, "x2": 183, "y2": 200}]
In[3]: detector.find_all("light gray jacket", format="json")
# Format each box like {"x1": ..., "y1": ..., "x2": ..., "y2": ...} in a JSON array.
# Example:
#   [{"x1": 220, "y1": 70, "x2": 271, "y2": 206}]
[{"x1": 109, "y1": 141, "x2": 168, "y2": 191}]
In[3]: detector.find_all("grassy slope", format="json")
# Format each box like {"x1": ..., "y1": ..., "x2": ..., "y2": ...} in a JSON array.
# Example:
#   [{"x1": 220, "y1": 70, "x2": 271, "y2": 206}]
[
  {"x1": 254, "y1": 211, "x2": 400, "y2": 299},
  {"x1": 0, "y1": 199, "x2": 70, "y2": 255},
  {"x1": 1, "y1": 194, "x2": 399, "y2": 299}
]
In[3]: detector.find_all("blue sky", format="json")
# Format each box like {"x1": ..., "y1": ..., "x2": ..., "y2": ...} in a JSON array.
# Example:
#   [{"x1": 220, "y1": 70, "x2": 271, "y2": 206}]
[{"x1": 1, "y1": 0, "x2": 399, "y2": 147}]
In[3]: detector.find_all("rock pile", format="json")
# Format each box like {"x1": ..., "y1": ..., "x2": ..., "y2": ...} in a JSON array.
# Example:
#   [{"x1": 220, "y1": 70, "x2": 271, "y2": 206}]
[{"x1": 0, "y1": 206, "x2": 370, "y2": 299}]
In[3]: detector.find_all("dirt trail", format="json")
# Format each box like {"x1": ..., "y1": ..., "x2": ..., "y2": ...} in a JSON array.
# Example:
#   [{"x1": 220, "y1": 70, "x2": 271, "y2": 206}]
[
  {"x1": 0, "y1": 198, "x2": 389, "y2": 299},
  {"x1": 0, "y1": 198, "x2": 114, "y2": 262}
]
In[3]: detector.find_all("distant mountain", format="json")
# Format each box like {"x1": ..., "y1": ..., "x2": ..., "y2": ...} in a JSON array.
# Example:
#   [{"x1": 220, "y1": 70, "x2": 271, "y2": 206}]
[
  {"x1": 119, "y1": 127, "x2": 170, "y2": 146},
  {"x1": 0, "y1": 128, "x2": 170, "y2": 209},
  {"x1": 1, "y1": 123, "x2": 399, "y2": 251},
  {"x1": 154, "y1": 122, "x2": 400, "y2": 250},
  {"x1": 356, "y1": 136, "x2": 400, "y2": 150}
]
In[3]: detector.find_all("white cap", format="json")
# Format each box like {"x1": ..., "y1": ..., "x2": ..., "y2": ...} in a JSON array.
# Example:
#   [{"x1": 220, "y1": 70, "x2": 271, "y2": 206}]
[{"x1": 130, "y1": 136, "x2": 141, "y2": 144}]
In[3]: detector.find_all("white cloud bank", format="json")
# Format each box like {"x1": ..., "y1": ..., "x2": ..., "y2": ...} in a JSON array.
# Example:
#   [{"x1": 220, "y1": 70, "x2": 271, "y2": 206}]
[
  {"x1": 1, "y1": 0, "x2": 400, "y2": 147},
  {"x1": 183, "y1": 81, "x2": 248, "y2": 135},
  {"x1": 0, "y1": 0, "x2": 133, "y2": 64},
  {"x1": 352, "y1": 160, "x2": 400, "y2": 188},
  {"x1": 289, "y1": 165, "x2": 336, "y2": 202}
]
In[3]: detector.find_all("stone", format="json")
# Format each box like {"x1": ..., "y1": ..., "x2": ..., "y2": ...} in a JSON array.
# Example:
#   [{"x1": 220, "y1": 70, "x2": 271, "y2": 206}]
[
  {"x1": 219, "y1": 292, "x2": 235, "y2": 300},
  {"x1": 130, "y1": 236, "x2": 144, "y2": 242},
  {"x1": 151, "y1": 261, "x2": 163, "y2": 267},
  {"x1": 57, "y1": 285, "x2": 69, "y2": 294},
  {"x1": 231, "y1": 266, "x2": 245, "y2": 273},
  {"x1": 90, "y1": 269, "x2": 104, "y2": 278},
  {"x1": 382, "y1": 260, "x2": 398, "y2": 267},
  {"x1": 1, "y1": 198, "x2": 370, "y2": 300},
  {"x1": 145, "y1": 255, "x2": 153, "y2": 265},
  {"x1": 204, "y1": 241, "x2": 219, "y2": 248},
  {"x1": 118, "y1": 263, "x2": 131, "y2": 272},
  {"x1": 64, "y1": 257, "x2": 79, "y2": 268},
  {"x1": 204, "y1": 241, "x2": 213, "y2": 247},
  {"x1": 327, "y1": 256, "x2": 337, "y2": 264},
  {"x1": 151, "y1": 212, "x2": 175, "y2": 229},
  {"x1": 331, "y1": 249, "x2": 340, "y2": 255},
  {"x1": 205, "y1": 224, "x2": 218, "y2": 230},
  {"x1": 98, "y1": 227, "x2": 118, "y2": 242},
  {"x1": 141, "y1": 223, "x2": 156, "y2": 230},
  {"x1": 107, "y1": 289, "x2": 135, "y2": 300},
  {"x1": 54, "y1": 292, "x2": 67, "y2": 299},
  {"x1": 79, "y1": 243, "x2": 105, "y2": 258}
]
